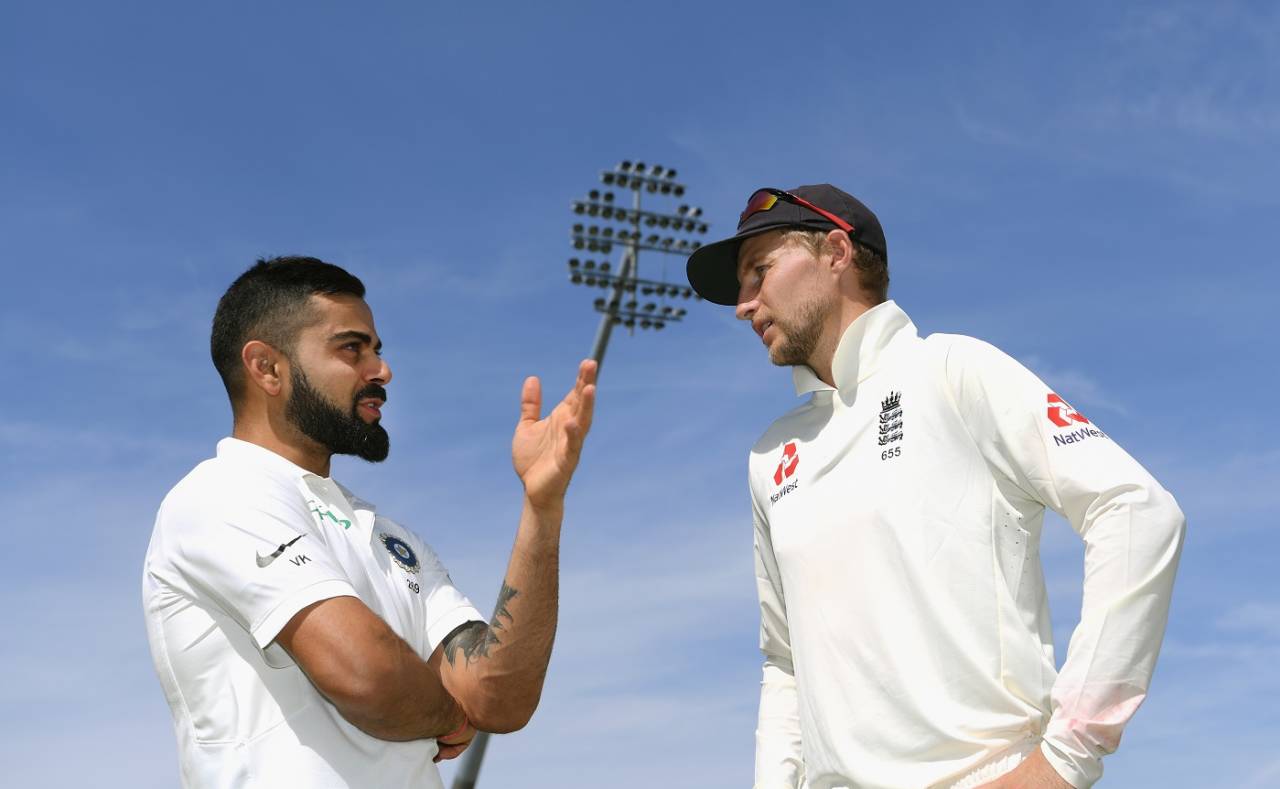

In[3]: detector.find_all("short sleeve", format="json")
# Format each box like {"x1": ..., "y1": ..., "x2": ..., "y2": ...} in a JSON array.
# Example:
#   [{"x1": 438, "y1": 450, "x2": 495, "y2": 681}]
[
  {"x1": 389, "y1": 523, "x2": 485, "y2": 651},
  {"x1": 160, "y1": 477, "x2": 358, "y2": 654}
]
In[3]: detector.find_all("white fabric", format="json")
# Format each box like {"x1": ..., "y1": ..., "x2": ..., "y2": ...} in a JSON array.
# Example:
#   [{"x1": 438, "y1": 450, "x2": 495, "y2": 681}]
[
  {"x1": 143, "y1": 438, "x2": 484, "y2": 788},
  {"x1": 751, "y1": 301, "x2": 1185, "y2": 789},
  {"x1": 943, "y1": 740, "x2": 1035, "y2": 789}
]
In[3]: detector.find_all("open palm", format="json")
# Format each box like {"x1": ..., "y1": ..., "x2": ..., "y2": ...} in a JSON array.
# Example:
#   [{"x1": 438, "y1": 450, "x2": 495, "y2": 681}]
[{"x1": 511, "y1": 360, "x2": 597, "y2": 508}]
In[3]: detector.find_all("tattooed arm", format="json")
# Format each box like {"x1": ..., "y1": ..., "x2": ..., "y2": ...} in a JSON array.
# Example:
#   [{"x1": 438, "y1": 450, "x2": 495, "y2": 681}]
[{"x1": 438, "y1": 361, "x2": 596, "y2": 733}]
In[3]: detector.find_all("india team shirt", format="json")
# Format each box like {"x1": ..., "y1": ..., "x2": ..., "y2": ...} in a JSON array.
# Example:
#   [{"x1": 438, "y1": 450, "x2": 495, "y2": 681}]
[
  {"x1": 750, "y1": 301, "x2": 1185, "y2": 789},
  {"x1": 143, "y1": 438, "x2": 484, "y2": 788}
]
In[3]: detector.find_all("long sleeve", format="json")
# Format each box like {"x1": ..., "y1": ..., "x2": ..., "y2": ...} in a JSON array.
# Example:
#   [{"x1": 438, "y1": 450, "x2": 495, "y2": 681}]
[
  {"x1": 943, "y1": 337, "x2": 1186, "y2": 788},
  {"x1": 753, "y1": 491, "x2": 806, "y2": 788}
]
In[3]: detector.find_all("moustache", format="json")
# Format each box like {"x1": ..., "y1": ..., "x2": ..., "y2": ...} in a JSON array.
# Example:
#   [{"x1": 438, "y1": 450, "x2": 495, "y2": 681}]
[{"x1": 355, "y1": 384, "x2": 388, "y2": 406}]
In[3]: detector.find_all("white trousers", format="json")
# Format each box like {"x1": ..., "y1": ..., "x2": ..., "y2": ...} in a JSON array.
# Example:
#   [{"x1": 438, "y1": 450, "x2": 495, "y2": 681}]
[{"x1": 943, "y1": 740, "x2": 1038, "y2": 789}]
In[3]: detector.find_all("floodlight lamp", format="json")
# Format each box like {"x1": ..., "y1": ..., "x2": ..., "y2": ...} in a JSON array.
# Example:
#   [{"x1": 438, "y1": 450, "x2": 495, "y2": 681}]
[
  {"x1": 573, "y1": 239, "x2": 585, "y2": 249},
  {"x1": 601, "y1": 207, "x2": 614, "y2": 219},
  {"x1": 573, "y1": 223, "x2": 584, "y2": 233},
  {"x1": 654, "y1": 321, "x2": 665, "y2": 330},
  {"x1": 625, "y1": 299, "x2": 637, "y2": 309},
  {"x1": 573, "y1": 203, "x2": 585, "y2": 214},
  {"x1": 571, "y1": 273, "x2": 583, "y2": 284},
  {"x1": 673, "y1": 185, "x2": 685, "y2": 197},
  {"x1": 594, "y1": 298, "x2": 605, "y2": 309},
  {"x1": 584, "y1": 259, "x2": 596, "y2": 270},
  {"x1": 692, "y1": 207, "x2": 703, "y2": 217},
  {"x1": 601, "y1": 243, "x2": 613, "y2": 254},
  {"x1": 690, "y1": 240, "x2": 702, "y2": 249},
  {"x1": 662, "y1": 237, "x2": 674, "y2": 247},
  {"x1": 646, "y1": 182, "x2": 657, "y2": 193},
  {"x1": 585, "y1": 276, "x2": 597, "y2": 286},
  {"x1": 601, "y1": 262, "x2": 612, "y2": 271},
  {"x1": 659, "y1": 183, "x2": 671, "y2": 194},
  {"x1": 676, "y1": 308, "x2": 687, "y2": 317},
  {"x1": 646, "y1": 234, "x2": 659, "y2": 244},
  {"x1": 644, "y1": 302, "x2": 656, "y2": 312},
  {"x1": 569, "y1": 258, "x2": 580, "y2": 268},
  {"x1": 620, "y1": 160, "x2": 632, "y2": 171},
  {"x1": 589, "y1": 189, "x2": 600, "y2": 200},
  {"x1": 612, "y1": 315, "x2": 623, "y2": 325},
  {"x1": 641, "y1": 285, "x2": 653, "y2": 295},
  {"x1": 587, "y1": 205, "x2": 600, "y2": 217},
  {"x1": 641, "y1": 319, "x2": 652, "y2": 329},
  {"x1": 658, "y1": 217, "x2": 669, "y2": 228},
  {"x1": 604, "y1": 192, "x2": 615, "y2": 202},
  {"x1": 698, "y1": 223, "x2": 709, "y2": 233},
  {"x1": 677, "y1": 204, "x2": 689, "y2": 215},
  {"x1": 602, "y1": 227, "x2": 614, "y2": 238},
  {"x1": 681, "y1": 288, "x2": 692, "y2": 298},
  {"x1": 662, "y1": 305, "x2": 673, "y2": 315},
  {"x1": 645, "y1": 216, "x2": 656, "y2": 227},
  {"x1": 602, "y1": 172, "x2": 615, "y2": 185},
  {"x1": 624, "y1": 318, "x2": 636, "y2": 328},
  {"x1": 634, "y1": 161, "x2": 646, "y2": 173}
]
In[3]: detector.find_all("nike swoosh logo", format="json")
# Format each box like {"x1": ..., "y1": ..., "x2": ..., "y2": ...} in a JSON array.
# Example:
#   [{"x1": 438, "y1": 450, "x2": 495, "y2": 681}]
[{"x1": 256, "y1": 534, "x2": 306, "y2": 568}]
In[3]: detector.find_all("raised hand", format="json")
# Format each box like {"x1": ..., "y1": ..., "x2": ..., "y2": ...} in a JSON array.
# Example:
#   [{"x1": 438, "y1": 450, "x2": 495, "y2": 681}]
[{"x1": 511, "y1": 359, "x2": 597, "y2": 510}]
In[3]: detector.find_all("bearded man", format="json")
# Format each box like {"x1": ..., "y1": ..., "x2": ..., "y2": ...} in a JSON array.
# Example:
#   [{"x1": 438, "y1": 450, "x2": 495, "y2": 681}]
[
  {"x1": 685, "y1": 186, "x2": 1185, "y2": 789},
  {"x1": 143, "y1": 256, "x2": 596, "y2": 788}
]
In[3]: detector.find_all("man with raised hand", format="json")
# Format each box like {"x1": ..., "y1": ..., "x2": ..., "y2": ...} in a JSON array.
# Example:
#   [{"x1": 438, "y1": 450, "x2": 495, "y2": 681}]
[
  {"x1": 686, "y1": 186, "x2": 1184, "y2": 788},
  {"x1": 143, "y1": 256, "x2": 596, "y2": 788}
]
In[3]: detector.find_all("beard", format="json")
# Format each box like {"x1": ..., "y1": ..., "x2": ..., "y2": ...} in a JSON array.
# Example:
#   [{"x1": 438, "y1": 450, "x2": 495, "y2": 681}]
[
  {"x1": 769, "y1": 297, "x2": 829, "y2": 368},
  {"x1": 285, "y1": 365, "x2": 390, "y2": 462}
]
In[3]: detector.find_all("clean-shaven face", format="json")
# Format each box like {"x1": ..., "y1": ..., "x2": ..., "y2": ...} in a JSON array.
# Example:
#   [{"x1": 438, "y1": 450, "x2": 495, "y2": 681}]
[
  {"x1": 284, "y1": 294, "x2": 393, "y2": 462},
  {"x1": 734, "y1": 231, "x2": 835, "y2": 367}
]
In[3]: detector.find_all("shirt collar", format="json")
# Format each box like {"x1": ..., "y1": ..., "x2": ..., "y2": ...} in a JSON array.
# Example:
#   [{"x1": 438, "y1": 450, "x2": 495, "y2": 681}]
[
  {"x1": 216, "y1": 437, "x2": 320, "y2": 481},
  {"x1": 792, "y1": 300, "x2": 917, "y2": 396}
]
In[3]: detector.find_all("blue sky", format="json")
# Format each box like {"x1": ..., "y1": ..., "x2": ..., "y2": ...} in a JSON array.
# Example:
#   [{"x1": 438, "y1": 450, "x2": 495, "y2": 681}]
[{"x1": 2, "y1": 2, "x2": 1277, "y2": 786}]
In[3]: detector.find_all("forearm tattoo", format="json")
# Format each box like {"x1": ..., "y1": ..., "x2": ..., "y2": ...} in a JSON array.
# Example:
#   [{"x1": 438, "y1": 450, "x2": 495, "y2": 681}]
[{"x1": 444, "y1": 582, "x2": 519, "y2": 667}]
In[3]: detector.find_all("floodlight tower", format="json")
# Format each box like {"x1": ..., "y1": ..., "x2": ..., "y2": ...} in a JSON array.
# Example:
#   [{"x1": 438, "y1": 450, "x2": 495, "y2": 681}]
[
  {"x1": 569, "y1": 160, "x2": 707, "y2": 371},
  {"x1": 451, "y1": 162, "x2": 708, "y2": 789}
]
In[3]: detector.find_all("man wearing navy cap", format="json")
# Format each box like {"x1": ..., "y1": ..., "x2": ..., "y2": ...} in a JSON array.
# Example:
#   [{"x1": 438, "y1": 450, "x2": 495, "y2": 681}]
[{"x1": 687, "y1": 186, "x2": 1185, "y2": 788}]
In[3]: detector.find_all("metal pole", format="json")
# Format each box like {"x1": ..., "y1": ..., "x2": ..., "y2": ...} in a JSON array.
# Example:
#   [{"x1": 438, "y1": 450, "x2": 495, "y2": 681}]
[
  {"x1": 450, "y1": 729, "x2": 491, "y2": 789},
  {"x1": 587, "y1": 189, "x2": 642, "y2": 371}
]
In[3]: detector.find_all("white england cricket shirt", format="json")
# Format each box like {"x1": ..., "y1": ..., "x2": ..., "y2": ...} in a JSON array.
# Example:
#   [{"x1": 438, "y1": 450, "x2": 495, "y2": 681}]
[
  {"x1": 750, "y1": 301, "x2": 1184, "y2": 789},
  {"x1": 143, "y1": 438, "x2": 484, "y2": 788}
]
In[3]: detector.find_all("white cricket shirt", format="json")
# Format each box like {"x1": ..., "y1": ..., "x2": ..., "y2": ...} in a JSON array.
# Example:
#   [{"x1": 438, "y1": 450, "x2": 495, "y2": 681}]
[
  {"x1": 751, "y1": 302, "x2": 1184, "y2": 789},
  {"x1": 143, "y1": 438, "x2": 484, "y2": 788}
]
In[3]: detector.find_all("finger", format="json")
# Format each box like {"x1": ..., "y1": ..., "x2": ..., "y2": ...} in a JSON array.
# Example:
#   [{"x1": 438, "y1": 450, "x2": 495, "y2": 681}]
[
  {"x1": 574, "y1": 383, "x2": 597, "y2": 438},
  {"x1": 519, "y1": 376, "x2": 542, "y2": 425},
  {"x1": 578, "y1": 359, "x2": 598, "y2": 390}
]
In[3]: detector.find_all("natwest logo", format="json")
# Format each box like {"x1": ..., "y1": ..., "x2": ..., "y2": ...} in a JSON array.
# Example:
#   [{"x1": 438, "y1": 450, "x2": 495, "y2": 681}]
[
  {"x1": 1046, "y1": 393, "x2": 1089, "y2": 428},
  {"x1": 773, "y1": 442, "x2": 800, "y2": 486}
]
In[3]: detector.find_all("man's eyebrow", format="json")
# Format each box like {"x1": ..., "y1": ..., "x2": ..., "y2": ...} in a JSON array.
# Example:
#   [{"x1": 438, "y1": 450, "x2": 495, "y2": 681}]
[{"x1": 329, "y1": 330, "x2": 382, "y2": 352}]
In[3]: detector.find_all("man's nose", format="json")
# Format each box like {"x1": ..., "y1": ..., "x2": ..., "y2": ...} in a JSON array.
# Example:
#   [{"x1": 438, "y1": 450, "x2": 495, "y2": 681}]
[
  {"x1": 372, "y1": 357, "x2": 392, "y2": 385},
  {"x1": 735, "y1": 289, "x2": 757, "y2": 322}
]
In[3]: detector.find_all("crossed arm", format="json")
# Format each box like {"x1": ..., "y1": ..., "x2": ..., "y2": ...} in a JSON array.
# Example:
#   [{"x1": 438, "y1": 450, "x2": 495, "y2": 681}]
[{"x1": 276, "y1": 361, "x2": 596, "y2": 742}]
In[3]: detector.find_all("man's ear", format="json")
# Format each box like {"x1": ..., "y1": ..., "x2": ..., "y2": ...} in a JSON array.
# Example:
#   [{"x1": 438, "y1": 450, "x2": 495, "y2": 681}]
[
  {"x1": 825, "y1": 228, "x2": 855, "y2": 274},
  {"x1": 242, "y1": 341, "x2": 286, "y2": 398}
]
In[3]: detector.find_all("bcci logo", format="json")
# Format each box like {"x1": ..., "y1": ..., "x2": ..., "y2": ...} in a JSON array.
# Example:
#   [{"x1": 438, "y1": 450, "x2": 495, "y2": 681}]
[{"x1": 379, "y1": 533, "x2": 420, "y2": 574}]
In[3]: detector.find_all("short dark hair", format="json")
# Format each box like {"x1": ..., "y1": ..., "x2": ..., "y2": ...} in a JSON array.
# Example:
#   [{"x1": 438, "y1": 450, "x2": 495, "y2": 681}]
[
  {"x1": 779, "y1": 229, "x2": 890, "y2": 304},
  {"x1": 211, "y1": 256, "x2": 366, "y2": 402}
]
